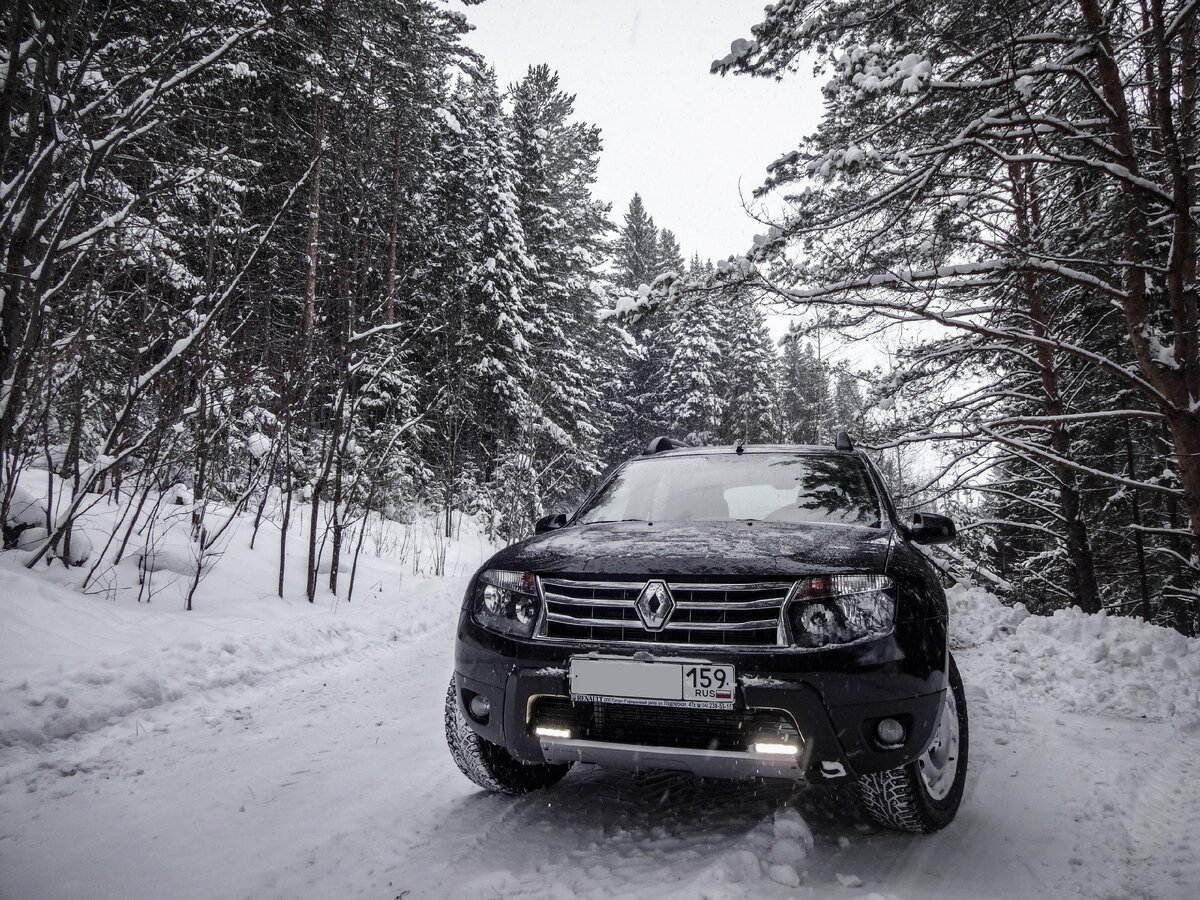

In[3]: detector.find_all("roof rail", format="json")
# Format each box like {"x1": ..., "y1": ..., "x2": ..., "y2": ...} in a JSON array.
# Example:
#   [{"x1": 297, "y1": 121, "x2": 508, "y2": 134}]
[
  {"x1": 834, "y1": 430, "x2": 854, "y2": 451},
  {"x1": 644, "y1": 436, "x2": 685, "y2": 455}
]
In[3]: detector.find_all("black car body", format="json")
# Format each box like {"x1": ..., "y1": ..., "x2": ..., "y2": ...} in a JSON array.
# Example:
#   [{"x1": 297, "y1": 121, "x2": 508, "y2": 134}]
[{"x1": 447, "y1": 439, "x2": 967, "y2": 831}]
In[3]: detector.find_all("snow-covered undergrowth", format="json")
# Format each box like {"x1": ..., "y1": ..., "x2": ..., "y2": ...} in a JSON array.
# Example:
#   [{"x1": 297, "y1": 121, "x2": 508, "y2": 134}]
[
  {"x1": 0, "y1": 476, "x2": 493, "y2": 756},
  {"x1": 949, "y1": 584, "x2": 1200, "y2": 720}
]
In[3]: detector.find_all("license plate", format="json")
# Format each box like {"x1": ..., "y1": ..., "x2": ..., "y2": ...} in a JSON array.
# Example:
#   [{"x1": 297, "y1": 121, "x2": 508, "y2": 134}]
[{"x1": 569, "y1": 657, "x2": 736, "y2": 709}]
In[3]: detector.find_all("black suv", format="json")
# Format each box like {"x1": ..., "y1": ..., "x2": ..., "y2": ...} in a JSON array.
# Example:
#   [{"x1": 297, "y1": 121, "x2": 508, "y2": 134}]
[{"x1": 445, "y1": 436, "x2": 968, "y2": 833}]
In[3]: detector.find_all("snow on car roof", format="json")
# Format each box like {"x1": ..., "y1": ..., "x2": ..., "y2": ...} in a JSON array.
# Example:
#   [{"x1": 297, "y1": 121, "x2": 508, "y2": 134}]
[{"x1": 641, "y1": 443, "x2": 855, "y2": 457}]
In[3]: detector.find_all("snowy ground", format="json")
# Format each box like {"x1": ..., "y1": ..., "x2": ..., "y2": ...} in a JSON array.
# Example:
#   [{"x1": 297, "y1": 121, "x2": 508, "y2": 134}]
[{"x1": 2, "y1": 509, "x2": 1199, "y2": 899}]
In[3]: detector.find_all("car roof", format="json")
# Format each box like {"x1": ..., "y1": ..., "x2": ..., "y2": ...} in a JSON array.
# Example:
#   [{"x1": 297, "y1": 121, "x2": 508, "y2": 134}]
[{"x1": 637, "y1": 444, "x2": 858, "y2": 459}]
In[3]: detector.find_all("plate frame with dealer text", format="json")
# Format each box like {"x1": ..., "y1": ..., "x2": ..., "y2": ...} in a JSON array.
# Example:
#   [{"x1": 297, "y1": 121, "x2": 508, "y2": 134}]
[{"x1": 569, "y1": 656, "x2": 737, "y2": 710}]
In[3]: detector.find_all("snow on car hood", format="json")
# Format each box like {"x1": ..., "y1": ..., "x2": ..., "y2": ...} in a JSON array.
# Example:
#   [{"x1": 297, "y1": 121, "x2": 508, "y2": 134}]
[{"x1": 486, "y1": 520, "x2": 894, "y2": 579}]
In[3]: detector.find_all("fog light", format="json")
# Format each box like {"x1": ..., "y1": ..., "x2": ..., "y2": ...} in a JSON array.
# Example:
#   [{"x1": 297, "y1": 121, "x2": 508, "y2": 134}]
[
  {"x1": 876, "y1": 717, "x2": 906, "y2": 746},
  {"x1": 752, "y1": 742, "x2": 800, "y2": 755},
  {"x1": 468, "y1": 694, "x2": 490, "y2": 721},
  {"x1": 535, "y1": 726, "x2": 571, "y2": 739}
]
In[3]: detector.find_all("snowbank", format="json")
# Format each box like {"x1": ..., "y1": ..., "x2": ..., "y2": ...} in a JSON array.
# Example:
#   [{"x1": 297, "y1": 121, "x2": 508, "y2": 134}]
[
  {"x1": 948, "y1": 583, "x2": 1200, "y2": 720},
  {"x1": 0, "y1": 561, "x2": 468, "y2": 752}
]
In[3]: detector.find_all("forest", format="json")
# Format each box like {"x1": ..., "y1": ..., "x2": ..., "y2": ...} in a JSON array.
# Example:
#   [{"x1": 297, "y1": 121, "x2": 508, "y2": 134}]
[{"x1": 1, "y1": 0, "x2": 1198, "y2": 633}]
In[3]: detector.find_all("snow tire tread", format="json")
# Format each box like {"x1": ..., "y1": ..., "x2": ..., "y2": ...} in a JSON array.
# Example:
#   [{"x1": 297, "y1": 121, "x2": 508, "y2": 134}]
[
  {"x1": 855, "y1": 652, "x2": 969, "y2": 834},
  {"x1": 857, "y1": 766, "x2": 930, "y2": 833}
]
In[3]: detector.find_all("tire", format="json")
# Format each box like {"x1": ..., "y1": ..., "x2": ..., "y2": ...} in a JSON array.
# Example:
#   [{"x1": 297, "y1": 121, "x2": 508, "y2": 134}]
[
  {"x1": 444, "y1": 679, "x2": 570, "y2": 795},
  {"x1": 856, "y1": 652, "x2": 969, "y2": 833}
]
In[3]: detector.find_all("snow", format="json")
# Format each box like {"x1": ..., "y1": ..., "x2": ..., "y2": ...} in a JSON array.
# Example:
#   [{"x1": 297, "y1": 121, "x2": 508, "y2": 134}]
[
  {"x1": 2, "y1": 538, "x2": 1199, "y2": 898},
  {"x1": 246, "y1": 431, "x2": 271, "y2": 459},
  {"x1": 768, "y1": 864, "x2": 801, "y2": 887},
  {"x1": 15, "y1": 526, "x2": 47, "y2": 550},
  {"x1": 837, "y1": 48, "x2": 930, "y2": 95},
  {"x1": 0, "y1": 498, "x2": 489, "y2": 755},
  {"x1": 948, "y1": 583, "x2": 1200, "y2": 719},
  {"x1": 435, "y1": 106, "x2": 464, "y2": 134},
  {"x1": 162, "y1": 482, "x2": 194, "y2": 505},
  {"x1": 896, "y1": 53, "x2": 931, "y2": 94},
  {"x1": 59, "y1": 528, "x2": 92, "y2": 565},
  {"x1": 712, "y1": 37, "x2": 759, "y2": 71},
  {"x1": 1145, "y1": 326, "x2": 1180, "y2": 368},
  {"x1": 6, "y1": 479, "x2": 47, "y2": 527}
]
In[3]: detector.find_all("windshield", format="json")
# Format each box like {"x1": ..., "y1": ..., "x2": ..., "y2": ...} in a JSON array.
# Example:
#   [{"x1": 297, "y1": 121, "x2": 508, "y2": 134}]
[{"x1": 575, "y1": 452, "x2": 883, "y2": 528}]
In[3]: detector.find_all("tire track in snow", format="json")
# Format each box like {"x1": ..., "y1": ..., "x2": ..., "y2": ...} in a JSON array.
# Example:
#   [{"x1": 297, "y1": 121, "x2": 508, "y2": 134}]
[
  {"x1": 1124, "y1": 719, "x2": 1200, "y2": 899},
  {"x1": 435, "y1": 772, "x2": 803, "y2": 899}
]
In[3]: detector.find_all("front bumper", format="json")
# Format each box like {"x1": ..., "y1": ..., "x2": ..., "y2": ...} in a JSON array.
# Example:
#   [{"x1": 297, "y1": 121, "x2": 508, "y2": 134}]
[
  {"x1": 453, "y1": 612, "x2": 948, "y2": 782},
  {"x1": 538, "y1": 737, "x2": 811, "y2": 780}
]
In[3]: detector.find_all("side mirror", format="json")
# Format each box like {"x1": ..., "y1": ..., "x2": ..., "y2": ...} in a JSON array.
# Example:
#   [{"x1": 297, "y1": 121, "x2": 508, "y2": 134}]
[
  {"x1": 909, "y1": 512, "x2": 956, "y2": 545},
  {"x1": 534, "y1": 513, "x2": 568, "y2": 534}
]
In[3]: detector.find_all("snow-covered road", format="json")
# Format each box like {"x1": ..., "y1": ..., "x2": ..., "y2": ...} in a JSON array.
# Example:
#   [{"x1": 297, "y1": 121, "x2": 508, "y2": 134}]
[{"x1": 3, "y1": 580, "x2": 1197, "y2": 900}]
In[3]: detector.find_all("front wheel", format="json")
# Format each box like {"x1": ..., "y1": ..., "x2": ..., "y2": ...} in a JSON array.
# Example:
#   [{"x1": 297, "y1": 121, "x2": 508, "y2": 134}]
[
  {"x1": 444, "y1": 679, "x2": 570, "y2": 795},
  {"x1": 856, "y1": 653, "x2": 969, "y2": 833}
]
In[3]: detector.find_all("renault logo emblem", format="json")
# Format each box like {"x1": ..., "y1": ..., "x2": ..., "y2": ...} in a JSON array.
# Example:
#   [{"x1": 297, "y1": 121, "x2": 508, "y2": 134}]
[{"x1": 635, "y1": 580, "x2": 675, "y2": 631}]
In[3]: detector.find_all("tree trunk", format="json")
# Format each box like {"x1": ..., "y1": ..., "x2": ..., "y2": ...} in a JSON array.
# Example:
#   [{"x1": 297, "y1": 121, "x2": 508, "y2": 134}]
[
  {"x1": 1078, "y1": 0, "x2": 1200, "y2": 562},
  {"x1": 385, "y1": 121, "x2": 402, "y2": 326},
  {"x1": 1010, "y1": 160, "x2": 1103, "y2": 613},
  {"x1": 278, "y1": 421, "x2": 292, "y2": 598},
  {"x1": 301, "y1": 90, "x2": 325, "y2": 350},
  {"x1": 1124, "y1": 423, "x2": 1153, "y2": 621},
  {"x1": 1165, "y1": 409, "x2": 1200, "y2": 570},
  {"x1": 305, "y1": 433, "x2": 324, "y2": 604},
  {"x1": 192, "y1": 383, "x2": 208, "y2": 541}
]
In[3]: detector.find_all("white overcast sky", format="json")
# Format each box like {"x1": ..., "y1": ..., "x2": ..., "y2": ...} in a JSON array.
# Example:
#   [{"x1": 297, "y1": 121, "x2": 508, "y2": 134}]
[{"x1": 461, "y1": 0, "x2": 825, "y2": 264}]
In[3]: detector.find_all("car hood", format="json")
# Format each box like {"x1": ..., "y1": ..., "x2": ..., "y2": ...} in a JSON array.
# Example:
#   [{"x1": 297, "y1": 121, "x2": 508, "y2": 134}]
[{"x1": 484, "y1": 520, "x2": 895, "y2": 580}]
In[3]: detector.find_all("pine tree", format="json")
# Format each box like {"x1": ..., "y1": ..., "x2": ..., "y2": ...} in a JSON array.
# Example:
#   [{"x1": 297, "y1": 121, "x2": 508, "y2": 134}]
[
  {"x1": 461, "y1": 71, "x2": 538, "y2": 466},
  {"x1": 657, "y1": 295, "x2": 724, "y2": 442},
  {"x1": 832, "y1": 372, "x2": 866, "y2": 435},
  {"x1": 657, "y1": 229, "x2": 685, "y2": 278},
  {"x1": 779, "y1": 340, "x2": 831, "y2": 444},
  {"x1": 718, "y1": 295, "x2": 778, "y2": 443},
  {"x1": 508, "y1": 65, "x2": 610, "y2": 509},
  {"x1": 612, "y1": 194, "x2": 660, "y2": 290},
  {"x1": 606, "y1": 194, "x2": 668, "y2": 452}
]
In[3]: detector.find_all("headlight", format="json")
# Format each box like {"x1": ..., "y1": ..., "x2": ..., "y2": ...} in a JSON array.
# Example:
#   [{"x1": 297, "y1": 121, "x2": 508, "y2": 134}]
[
  {"x1": 786, "y1": 574, "x2": 895, "y2": 648},
  {"x1": 471, "y1": 569, "x2": 541, "y2": 638}
]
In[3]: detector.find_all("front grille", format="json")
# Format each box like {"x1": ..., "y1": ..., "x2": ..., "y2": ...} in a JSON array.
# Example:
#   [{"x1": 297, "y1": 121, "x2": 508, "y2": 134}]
[
  {"x1": 531, "y1": 696, "x2": 801, "y2": 751},
  {"x1": 538, "y1": 575, "x2": 793, "y2": 647}
]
